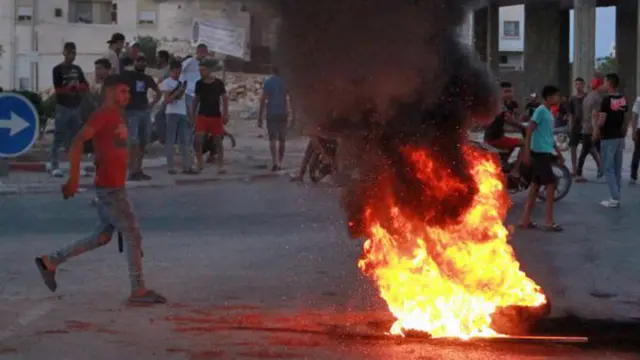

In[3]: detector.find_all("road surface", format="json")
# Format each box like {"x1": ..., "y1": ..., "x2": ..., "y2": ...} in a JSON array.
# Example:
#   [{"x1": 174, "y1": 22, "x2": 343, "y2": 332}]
[{"x1": 0, "y1": 177, "x2": 639, "y2": 359}]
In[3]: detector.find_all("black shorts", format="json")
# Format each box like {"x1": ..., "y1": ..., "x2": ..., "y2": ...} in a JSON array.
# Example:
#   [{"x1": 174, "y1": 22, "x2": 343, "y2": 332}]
[
  {"x1": 569, "y1": 127, "x2": 582, "y2": 147},
  {"x1": 531, "y1": 152, "x2": 557, "y2": 186},
  {"x1": 266, "y1": 115, "x2": 287, "y2": 142}
]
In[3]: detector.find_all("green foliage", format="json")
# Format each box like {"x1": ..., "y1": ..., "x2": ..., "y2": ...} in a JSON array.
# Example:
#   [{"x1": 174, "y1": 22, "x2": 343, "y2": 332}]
[
  {"x1": 133, "y1": 35, "x2": 160, "y2": 67},
  {"x1": 5, "y1": 90, "x2": 54, "y2": 134},
  {"x1": 596, "y1": 55, "x2": 616, "y2": 74}
]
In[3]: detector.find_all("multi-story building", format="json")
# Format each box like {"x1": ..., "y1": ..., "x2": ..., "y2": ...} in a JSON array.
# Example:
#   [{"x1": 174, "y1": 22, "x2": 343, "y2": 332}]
[
  {"x1": 498, "y1": 5, "x2": 524, "y2": 71},
  {"x1": 0, "y1": 0, "x2": 275, "y2": 91}
]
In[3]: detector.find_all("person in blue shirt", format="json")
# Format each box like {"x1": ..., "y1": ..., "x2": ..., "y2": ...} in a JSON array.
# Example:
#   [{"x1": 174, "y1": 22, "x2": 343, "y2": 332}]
[
  {"x1": 258, "y1": 66, "x2": 292, "y2": 171},
  {"x1": 519, "y1": 85, "x2": 565, "y2": 232}
]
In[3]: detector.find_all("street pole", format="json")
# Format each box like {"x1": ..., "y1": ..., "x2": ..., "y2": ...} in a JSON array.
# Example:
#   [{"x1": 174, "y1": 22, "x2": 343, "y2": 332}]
[{"x1": 30, "y1": 0, "x2": 39, "y2": 92}]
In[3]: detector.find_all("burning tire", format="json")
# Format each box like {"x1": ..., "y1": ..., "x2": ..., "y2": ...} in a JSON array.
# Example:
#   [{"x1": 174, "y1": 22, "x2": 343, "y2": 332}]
[{"x1": 491, "y1": 301, "x2": 552, "y2": 336}]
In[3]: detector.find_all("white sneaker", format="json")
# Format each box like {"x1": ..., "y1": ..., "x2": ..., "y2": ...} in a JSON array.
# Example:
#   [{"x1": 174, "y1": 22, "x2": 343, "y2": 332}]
[
  {"x1": 50, "y1": 169, "x2": 64, "y2": 178},
  {"x1": 600, "y1": 199, "x2": 620, "y2": 208}
]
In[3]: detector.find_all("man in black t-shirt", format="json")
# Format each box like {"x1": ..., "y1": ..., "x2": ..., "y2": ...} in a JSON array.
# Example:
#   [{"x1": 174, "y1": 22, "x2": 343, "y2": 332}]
[
  {"x1": 50, "y1": 42, "x2": 89, "y2": 178},
  {"x1": 121, "y1": 54, "x2": 161, "y2": 181},
  {"x1": 595, "y1": 73, "x2": 628, "y2": 208},
  {"x1": 567, "y1": 77, "x2": 587, "y2": 176},
  {"x1": 192, "y1": 60, "x2": 229, "y2": 173}
]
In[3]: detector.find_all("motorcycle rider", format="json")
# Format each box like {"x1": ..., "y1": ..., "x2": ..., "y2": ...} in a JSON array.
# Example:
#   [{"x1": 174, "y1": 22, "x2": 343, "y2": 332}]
[{"x1": 484, "y1": 81, "x2": 526, "y2": 177}]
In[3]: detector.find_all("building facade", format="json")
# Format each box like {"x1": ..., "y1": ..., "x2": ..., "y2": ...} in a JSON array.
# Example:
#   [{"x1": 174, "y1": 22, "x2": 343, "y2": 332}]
[
  {"x1": 498, "y1": 5, "x2": 524, "y2": 71},
  {"x1": 0, "y1": 0, "x2": 276, "y2": 92}
]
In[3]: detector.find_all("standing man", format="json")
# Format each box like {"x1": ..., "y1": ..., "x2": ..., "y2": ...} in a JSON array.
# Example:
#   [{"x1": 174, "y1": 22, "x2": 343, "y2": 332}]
[
  {"x1": 192, "y1": 60, "x2": 229, "y2": 173},
  {"x1": 595, "y1": 73, "x2": 628, "y2": 208},
  {"x1": 35, "y1": 75, "x2": 166, "y2": 304},
  {"x1": 50, "y1": 42, "x2": 89, "y2": 178},
  {"x1": 181, "y1": 44, "x2": 210, "y2": 123},
  {"x1": 160, "y1": 60, "x2": 195, "y2": 174},
  {"x1": 156, "y1": 50, "x2": 171, "y2": 80},
  {"x1": 105, "y1": 33, "x2": 125, "y2": 75},
  {"x1": 575, "y1": 75, "x2": 604, "y2": 182},
  {"x1": 519, "y1": 85, "x2": 565, "y2": 232},
  {"x1": 121, "y1": 54, "x2": 161, "y2": 181},
  {"x1": 567, "y1": 77, "x2": 587, "y2": 177},
  {"x1": 258, "y1": 66, "x2": 291, "y2": 171},
  {"x1": 630, "y1": 95, "x2": 640, "y2": 185}
]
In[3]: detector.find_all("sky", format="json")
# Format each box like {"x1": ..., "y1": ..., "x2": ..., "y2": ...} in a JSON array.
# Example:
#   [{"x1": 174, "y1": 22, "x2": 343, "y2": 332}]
[{"x1": 569, "y1": 6, "x2": 615, "y2": 59}]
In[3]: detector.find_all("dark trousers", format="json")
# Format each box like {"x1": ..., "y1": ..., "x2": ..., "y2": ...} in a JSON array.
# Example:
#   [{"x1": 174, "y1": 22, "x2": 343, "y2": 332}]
[
  {"x1": 576, "y1": 133, "x2": 601, "y2": 177},
  {"x1": 631, "y1": 130, "x2": 640, "y2": 180}
]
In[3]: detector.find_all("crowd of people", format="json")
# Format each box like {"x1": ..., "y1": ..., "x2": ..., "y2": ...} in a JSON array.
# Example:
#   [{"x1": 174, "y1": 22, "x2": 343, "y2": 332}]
[
  {"x1": 487, "y1": 72, "x2": 634, "y2": 233},
  {"x1": 46, "y1": 33, "x2": 293, "y2": 179},
  {"x1": 34, "y1": 32, "x2": 291, "y2": 304}
]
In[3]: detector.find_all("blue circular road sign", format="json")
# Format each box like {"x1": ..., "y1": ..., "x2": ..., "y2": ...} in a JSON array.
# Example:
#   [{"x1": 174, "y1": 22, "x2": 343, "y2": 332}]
[{"x1": 0, "y1": 93, "x2": 39, "y2": 158}]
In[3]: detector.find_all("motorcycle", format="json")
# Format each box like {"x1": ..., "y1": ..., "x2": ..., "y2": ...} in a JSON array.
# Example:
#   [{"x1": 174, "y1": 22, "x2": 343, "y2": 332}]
[
  {"x1": 469, "y1": 126, "x2": 572, "y2": 202},
  {"x1": 308, "y1": 138, "x2": 339, "y2": 183}
]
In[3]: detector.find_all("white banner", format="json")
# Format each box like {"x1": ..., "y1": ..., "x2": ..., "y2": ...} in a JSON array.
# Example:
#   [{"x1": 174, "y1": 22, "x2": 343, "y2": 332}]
[{"x1": 191, "y1": 18, "x2": 250, "y2": 60}]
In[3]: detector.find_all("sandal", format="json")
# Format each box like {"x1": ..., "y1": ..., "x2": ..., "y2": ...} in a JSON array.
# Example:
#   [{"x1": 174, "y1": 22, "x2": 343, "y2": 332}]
[
  {"x1": 543, "y1": 223, "x2": 564, "y2": 232},
  {"x1": 128, "y1": 289, "x2": 167, "y2": 305},
  {"x1": 518, "y1": 221, "x2": 538, "y2": 230}
]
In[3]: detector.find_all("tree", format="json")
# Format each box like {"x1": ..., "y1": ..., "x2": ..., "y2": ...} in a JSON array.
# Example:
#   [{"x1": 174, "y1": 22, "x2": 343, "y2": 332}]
[
  {"x1": 596, "y1": 55, "x2": 616, "y2": 74},
  {"x1": 133, "y1": 35, "x2": 160, "y2": 67}
]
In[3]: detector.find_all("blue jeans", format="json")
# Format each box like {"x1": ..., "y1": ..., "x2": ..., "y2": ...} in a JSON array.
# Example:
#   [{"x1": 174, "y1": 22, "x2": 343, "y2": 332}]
[
  {"x1": 166, "y1": 113, "x2": 192, "y2": 169},
  {"x1": 125, "y1": 110, "x2": 152, "y2": 146},
  {"x1": 185, "y1": 95, "x2": 195, "y2": 146},
  {"x1": 600, "y1": 138, "x2": 624, "y2": 201},
  {"x1": 51, "y1": 105, "x2": 82, "y2": 170},
  {"x1": 48, "y1": 188, "x2": 145, "y2": 292}
]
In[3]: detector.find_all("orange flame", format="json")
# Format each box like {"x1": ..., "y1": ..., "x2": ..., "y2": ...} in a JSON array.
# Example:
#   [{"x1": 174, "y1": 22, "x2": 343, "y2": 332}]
[{"x1": 357, "y1": 145, "x2": 546, "y2": 339}]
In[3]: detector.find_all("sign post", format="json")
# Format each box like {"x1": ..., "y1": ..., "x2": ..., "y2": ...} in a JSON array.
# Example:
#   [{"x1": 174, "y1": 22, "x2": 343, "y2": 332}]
[{"x1": 0, "y1": 93, "x2": 40, "y2": 177}]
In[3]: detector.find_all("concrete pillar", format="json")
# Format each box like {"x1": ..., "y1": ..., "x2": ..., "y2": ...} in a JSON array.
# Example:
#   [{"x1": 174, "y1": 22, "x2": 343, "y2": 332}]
[
  {"x1": 617, "y1": 0, "x2": 639, "y2": 104},
  {"x1": 572, "y1": 0, "x2": 596, "y2": 85},
  {"x1": 524, "y1": 2, "x2": 569, "y2": 96},
  {"x1": 558, "y1": 9, "x2": 571, "y2": 95},
  {"x1": 473, "y1": 3, "x2": 500, "y2": 76}
]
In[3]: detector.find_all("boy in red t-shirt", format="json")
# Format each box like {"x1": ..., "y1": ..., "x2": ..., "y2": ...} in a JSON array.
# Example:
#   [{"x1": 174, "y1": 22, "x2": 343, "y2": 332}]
[{"x1": 34, "y1": 75, "x2": 166, "y2": 305}]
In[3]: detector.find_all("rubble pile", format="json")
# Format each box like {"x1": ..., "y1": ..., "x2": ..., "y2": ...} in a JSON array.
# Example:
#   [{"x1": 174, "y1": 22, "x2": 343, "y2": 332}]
[{"x1": 222, "y1": 72, "x2": 267, "y2": 109}]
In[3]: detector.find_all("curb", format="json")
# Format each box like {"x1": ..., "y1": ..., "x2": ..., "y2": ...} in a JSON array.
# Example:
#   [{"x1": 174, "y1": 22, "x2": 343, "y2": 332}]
[{"x1": 8, "y1": 162, "x2": 48, "y2": 172}]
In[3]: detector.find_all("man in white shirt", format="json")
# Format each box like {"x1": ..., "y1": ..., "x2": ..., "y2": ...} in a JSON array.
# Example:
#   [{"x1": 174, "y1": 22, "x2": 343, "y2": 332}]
[
  {"x1": 161, "y1": 60, "x2": 196, "y2": 174},
  {"x1": 630, "y1": 96, "x2": 640, "y2": 184},
  {"x1": 180, "y1": 44, "x2": 210, "y2": 122},
  {"x1": 105, "y1": 33, "x2": 125, "y2": 75}
]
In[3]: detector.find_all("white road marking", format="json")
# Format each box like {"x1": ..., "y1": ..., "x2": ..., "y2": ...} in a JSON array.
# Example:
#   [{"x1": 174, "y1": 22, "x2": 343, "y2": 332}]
[{"x1": 0, "y1": 302, "x2": 54, "y2": 342}]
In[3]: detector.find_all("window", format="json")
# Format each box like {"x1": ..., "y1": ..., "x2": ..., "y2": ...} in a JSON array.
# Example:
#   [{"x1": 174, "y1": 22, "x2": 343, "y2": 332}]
[
  {"x1": 499, "y1": 55, "x2": 508, "y2": 64},
  {"x1": 138, "y1": 10, "x2": 156, "y2": 25},
  {"x1": 16, "y1": 6, "x2": 33, "y2": 22},
  {"x1": 503, "y1": 21, "x2": 520, "y2": 37},
  {"x1": 69, "y1": 1, "x2": 113, "y2": 24},
  {"x1": 111, "y1": 2, "x2": 117, "y2": 24},
  {"x1": 18, "y1": 77, "x2": 31, "y2": 91},
  {"x1": 75, "y1": 1, "x2": 93, "y2": 23}
]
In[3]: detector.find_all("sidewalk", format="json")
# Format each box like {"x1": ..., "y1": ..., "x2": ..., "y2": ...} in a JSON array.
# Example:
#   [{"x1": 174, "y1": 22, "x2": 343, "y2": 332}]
[{"x1": 1, "y1": 120, "x2": 308, "y2": 196}]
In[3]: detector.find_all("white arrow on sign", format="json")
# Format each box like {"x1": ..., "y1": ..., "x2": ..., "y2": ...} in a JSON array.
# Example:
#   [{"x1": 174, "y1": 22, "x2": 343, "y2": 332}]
[{"x1": 0, "y1": 112, "x2": 31, "y2": 136}]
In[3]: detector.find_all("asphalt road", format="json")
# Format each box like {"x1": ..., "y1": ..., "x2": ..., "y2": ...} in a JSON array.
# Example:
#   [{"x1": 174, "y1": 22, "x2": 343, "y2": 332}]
[{"x1": 0, "y1": 177, "x2": 639, "y2": 359}]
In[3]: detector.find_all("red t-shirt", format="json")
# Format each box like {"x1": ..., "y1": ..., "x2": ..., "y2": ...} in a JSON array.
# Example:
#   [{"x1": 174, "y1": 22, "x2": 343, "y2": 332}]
[{"x1": 86, "y1": 107, "x2": 129, "y2": 188}]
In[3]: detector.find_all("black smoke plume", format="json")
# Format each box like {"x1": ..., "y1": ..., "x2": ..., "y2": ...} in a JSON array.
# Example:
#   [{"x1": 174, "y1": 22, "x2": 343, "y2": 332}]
[{"x1": 264, "y1": 0, "x2": 501, "y2": 238}]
